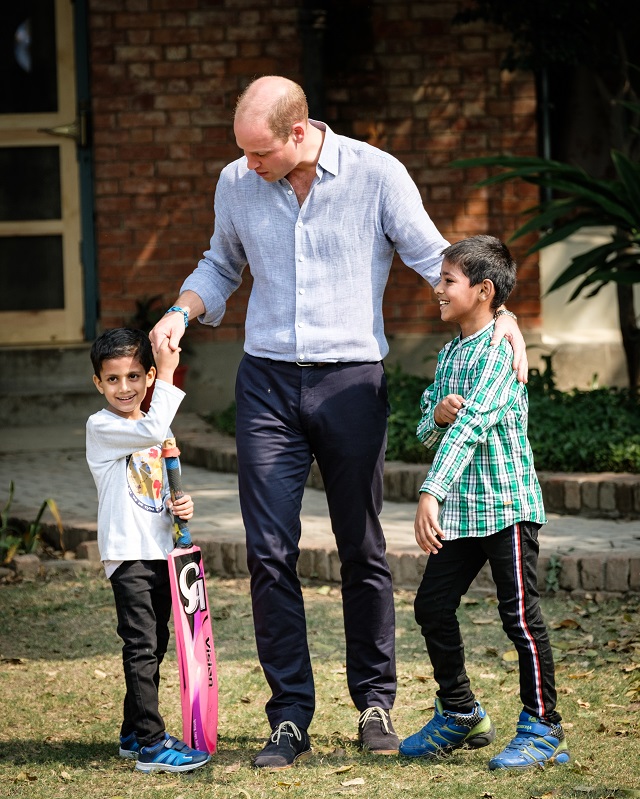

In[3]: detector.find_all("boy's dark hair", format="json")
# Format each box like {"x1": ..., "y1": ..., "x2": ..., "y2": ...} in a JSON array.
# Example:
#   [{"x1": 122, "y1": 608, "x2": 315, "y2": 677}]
[
  {"x1": 441, "y1": 235, "x2": 516, "y2": 309},
  {"x1": 90, "y1": 328, "x2": 154, "y2": 377}
]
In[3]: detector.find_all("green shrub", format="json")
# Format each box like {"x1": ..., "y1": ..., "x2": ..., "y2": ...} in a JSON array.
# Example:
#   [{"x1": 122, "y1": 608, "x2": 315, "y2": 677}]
[
  {"x1": 526, "y1": 373, "x2": 640, "y2": 473},
  {"x1": 203, "y1": 359, "x2": 640, "y2": 473},
  {"x1": 385, "y1": 365, "x2": 432, "y2": 464},
  {"x1": 1, "y1": 482, "x2": 65, "y2": 564}
]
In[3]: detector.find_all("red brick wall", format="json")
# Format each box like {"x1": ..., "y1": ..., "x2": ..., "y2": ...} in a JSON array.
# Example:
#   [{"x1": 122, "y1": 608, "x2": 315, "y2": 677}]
[{"x1": 89, "y1": 0, "x2": 540, "y2": 342}]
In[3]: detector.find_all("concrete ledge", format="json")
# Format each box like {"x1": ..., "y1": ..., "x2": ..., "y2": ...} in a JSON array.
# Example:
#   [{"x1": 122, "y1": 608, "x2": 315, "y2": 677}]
[
  {"x1": 538, "y1": 472, "x2": 640, "y2": 519},
  {"x1": 193, "y1": 537, "x2": 640, "y2": 596},
  {"x1": 4, "y1": 534, "x2": 639, "y2": 595},
  {"x1": 174, "y1": 419, "x2": 640, "y2": 519}
]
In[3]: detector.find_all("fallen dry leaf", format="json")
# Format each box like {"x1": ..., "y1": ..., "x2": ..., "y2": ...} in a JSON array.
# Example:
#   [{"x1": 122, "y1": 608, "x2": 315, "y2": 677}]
[
  {"x1": 328, "y1": 765, "x2": 354, "y2": 775},
  {"x1": 14, "y1": 772, "x2": 37, "y2": 782},
  {"x1": 502, "y1": 650, "x2": 519, "y2": 662},
  {"x1": 568, "y1": 670, "x2": 594, "y2": 679},
  {"x1": 552, "y1": 618, "x2": 582, "y2": 630}
]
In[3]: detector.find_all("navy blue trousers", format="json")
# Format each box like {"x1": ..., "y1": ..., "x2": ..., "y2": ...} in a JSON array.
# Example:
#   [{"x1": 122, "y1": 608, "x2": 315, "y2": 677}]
[
  {"x1": 235, "y1": 354, "x2": 396, "y2": 730},
  {"x1": 414, "y1": 522, "x2": 561, "y2": 724},
  {"x1": 110, "y1": 559, "x2": 172, "y2": 746}
]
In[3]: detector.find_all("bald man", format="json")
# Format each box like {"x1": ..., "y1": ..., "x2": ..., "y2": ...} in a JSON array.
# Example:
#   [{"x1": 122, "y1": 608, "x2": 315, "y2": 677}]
[{"x1": 151, "y1": 75, "x2": 526, "y2": 769}]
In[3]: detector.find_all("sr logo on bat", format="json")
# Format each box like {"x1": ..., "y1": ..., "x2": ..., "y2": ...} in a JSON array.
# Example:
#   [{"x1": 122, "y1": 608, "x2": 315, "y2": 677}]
[{"x1": 178, "y1": 561, "x2": 207, "y2": 615}]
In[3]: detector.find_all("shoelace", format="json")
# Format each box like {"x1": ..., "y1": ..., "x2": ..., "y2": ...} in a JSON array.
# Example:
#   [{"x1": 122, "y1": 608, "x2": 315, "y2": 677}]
[
  {"x1": 270, "y1": 721, "x2": 303, "y2": 745},
  {"x1": 359, "y1": 707, "x2": 390, "y2": 732}
]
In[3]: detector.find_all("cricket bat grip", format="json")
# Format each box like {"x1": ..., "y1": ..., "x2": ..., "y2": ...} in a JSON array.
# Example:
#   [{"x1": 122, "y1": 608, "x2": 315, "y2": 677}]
[{"x1": 161, "y1": 438, "x2": 192, "y2": 548}]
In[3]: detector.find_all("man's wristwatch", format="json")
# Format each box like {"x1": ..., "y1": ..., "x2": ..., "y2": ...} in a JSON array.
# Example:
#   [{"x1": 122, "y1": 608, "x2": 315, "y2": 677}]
[
  {"x1": 165, "y1": 305, "x2": 189, "y2": 328},
  {"x1": 494, "y1": 308, "x2": 517, "y2": 321}
]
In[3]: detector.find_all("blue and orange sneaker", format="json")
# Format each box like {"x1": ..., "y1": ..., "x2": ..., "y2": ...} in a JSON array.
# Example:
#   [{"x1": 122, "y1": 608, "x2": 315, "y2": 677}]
[
  {"x1": 135, "y1": 734, "x2": 210, "y2": 774},
  {"x1": 118, "y1": 732, "x2": 140, "y2": 760},
  {"x1": 399, "y1": 698, "x2": 495, "y2": 758},
  {"x1": 488, "y1": 711, "x2": 570, "y2": 770}
]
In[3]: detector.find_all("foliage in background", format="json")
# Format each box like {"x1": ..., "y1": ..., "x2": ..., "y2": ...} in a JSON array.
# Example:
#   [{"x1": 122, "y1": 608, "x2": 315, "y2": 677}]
[
  {"x1": 452, "y1": 1, "x2": 640, "y2": 395},
  {"x1": 526, "y1": 356, "x2": 640, "y2": 472},
  {"x1": 205, "y1": 359, "x2": 640, "y2": 473},
  {"x1": 0, "y1": 481, "x2": 65, "y2": 564},
  {"x1": 451, "y1": 147, "x2": 640, "y2": 395}
]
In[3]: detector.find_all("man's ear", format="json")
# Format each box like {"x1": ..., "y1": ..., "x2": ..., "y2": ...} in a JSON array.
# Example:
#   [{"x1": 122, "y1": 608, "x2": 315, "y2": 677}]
[
  {"x1": 291, "y1": 121, "x2": 305, "y2": 143},
  {"x1": 92, "y1": 374, "x2": 104, "y2": 395}
]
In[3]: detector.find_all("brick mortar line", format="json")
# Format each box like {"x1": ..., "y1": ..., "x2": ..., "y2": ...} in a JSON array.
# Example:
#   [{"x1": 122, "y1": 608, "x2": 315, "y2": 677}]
[{"x1": 6, "y1": 536, "x2": 639, "y2": 596}]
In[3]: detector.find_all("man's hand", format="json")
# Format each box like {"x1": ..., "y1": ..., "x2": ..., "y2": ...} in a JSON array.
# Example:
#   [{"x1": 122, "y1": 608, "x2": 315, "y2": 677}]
[
  {"x1": 414, "y1": 492, "x2": 445, "y2": 554},
  {"x1": 149, "y1": 290, "x2": 203, "y2": 353},
  {"x1": 434, "y1": 393, "x2": 465, "y2": 426},
  {"x1": 150, "y1": 311, "x2": 186, "y2": 354},
  {"x1": 491, "y1": 312, "x2": 528, "y2": 383}
]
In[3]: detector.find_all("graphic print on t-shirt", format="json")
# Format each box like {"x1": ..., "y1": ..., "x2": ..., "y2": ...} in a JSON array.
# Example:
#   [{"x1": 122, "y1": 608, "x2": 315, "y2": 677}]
[{"x1": 126, "y1": 446, "x2": 164, "y2": 513}]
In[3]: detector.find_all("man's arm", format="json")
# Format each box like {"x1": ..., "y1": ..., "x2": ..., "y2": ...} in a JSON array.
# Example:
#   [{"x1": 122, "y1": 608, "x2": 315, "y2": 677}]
[
  {"x1": 149, "y1": 290, "x2": 204, "y2": 353},
  {"x1": 491, "y1": 309, "x2": 528, "y2": 383}
]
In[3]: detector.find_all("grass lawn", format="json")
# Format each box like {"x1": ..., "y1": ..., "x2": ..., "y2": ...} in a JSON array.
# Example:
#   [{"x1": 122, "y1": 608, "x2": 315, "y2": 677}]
[{"x1": 1, "y1": 573, "x2": 639, "y2": 799}]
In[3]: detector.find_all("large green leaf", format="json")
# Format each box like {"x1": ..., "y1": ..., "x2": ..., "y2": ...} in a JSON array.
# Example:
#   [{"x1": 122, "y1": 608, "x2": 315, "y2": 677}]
[
  {"x1": 612, "y1": 150, "x2": 640, "y2": 222},
  {"x1": 527, "y1": 178, "x2": 634, "y2": 226},
  {"x1": 510, "y1": 198, "x2": 583, "y2": 239},
  {"x1": 525, "y1": 216, "x2": 609, "y2": 254},
  {"x1": 451, "y1": 151, "x2": 640, "y2": 300},
  {"x1": 545, "y1": 241, "x2": 624, "y2": 292}
]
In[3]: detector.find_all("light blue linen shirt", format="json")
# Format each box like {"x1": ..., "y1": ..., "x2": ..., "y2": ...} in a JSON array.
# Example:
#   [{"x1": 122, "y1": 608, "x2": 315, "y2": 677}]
[{"x1": 182, "y1": 120, "x2": 449, "y2": 362}]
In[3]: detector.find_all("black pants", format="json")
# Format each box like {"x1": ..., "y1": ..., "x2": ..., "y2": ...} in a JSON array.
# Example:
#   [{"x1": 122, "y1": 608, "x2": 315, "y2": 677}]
[
  {"x1": 235, "y1": 354, "x2": 396, "y2": 730},
  {"x1": 414, "y1": 522, "x2": 560, "y2": 724},
  {"x1": 110, "y1": 559, "x2": 172, "y2": 746}
]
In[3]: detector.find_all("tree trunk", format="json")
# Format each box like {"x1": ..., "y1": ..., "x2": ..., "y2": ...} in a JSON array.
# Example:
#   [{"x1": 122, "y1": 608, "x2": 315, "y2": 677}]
[{"x1": 617, "y1": 282, "x2": 640, "y2": 397}]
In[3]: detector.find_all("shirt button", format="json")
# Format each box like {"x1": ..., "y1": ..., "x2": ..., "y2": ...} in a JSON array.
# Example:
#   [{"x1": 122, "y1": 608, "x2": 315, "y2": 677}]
[
  {"x1": 298, "y1": 354, "x2": 305, "y2": 360},
  {"x1": 288, "y1": 190, "x2": 293, "y2": 195},
  {"x1": 298, "y1": 256, "x2": 304, "y2": 262},
  {"x1": 299, "y1": 288, "x2": 305, "y2": 294},
  {"x1": 297, "y1": 221, "x2": 303, "y2": 227},
  {"x1": 297, "y1": 322, "x2": 303, "y2": 328}
]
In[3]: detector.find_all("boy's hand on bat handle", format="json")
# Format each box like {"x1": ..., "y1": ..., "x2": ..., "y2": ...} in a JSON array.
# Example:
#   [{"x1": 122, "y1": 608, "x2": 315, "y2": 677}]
[{"x1": 167, "y1": 493, "x2": 193, "y2": 521}]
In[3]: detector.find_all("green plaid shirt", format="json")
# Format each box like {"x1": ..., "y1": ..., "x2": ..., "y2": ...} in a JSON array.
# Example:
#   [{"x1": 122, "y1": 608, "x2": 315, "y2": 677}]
[{"x1": 417, "y1": 322, "x2": 546, "y2": 539}]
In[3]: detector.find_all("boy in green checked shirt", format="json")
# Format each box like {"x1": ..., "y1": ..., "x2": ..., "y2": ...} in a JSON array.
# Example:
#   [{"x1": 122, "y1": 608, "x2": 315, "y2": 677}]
[{"x1": 399, "y1": 235, "x2": 570, "y2": 771}]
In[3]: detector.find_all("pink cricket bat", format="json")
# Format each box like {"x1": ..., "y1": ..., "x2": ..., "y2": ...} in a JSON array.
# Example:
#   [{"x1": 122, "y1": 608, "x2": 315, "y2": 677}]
[{"x1": 162, "y1": 438, "x2": 218, "y2": 754}]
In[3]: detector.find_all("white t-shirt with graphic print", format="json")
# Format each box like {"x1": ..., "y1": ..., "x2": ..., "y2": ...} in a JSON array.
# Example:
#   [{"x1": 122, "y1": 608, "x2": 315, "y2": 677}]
[{"x1": 86, "y1": 380, "x2": 185, "y2": 574}]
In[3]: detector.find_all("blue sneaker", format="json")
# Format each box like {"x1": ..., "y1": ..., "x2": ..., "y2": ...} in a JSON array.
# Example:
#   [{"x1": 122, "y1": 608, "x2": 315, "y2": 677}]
[
  {"x1": 399, "y1": 698, "x2": 495, "y2": 758},
  {"x1": 135, "y1": 734, "x2": 210, "y2": 773},
  {"x1": 488, "y1": 711, "x2": 570, "y2": 770},
  {"x1": 119, "y1": 732, "x2": 139, "y2": 760}
]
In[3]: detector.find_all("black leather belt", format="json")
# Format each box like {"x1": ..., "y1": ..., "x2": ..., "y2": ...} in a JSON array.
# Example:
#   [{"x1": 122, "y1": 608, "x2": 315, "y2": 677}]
[{"x1": 295, "y1": 361, "x2": 331, "y2": 367}]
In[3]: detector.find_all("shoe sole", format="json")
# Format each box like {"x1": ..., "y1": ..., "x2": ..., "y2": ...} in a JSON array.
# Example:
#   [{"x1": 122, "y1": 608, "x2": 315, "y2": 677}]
[
  {"x1": 119, "y1": 748, "x2": 138, "y2": 760},
  {"x1": 489, "y1": 749, "x2": 571, "y2": 771},
  {"x1": 465, "y1": 721, "x2": 496, "y2": 750},
  {"x1": 253, "y1": 748, "x2": 312, "y2": 770},
  {"x1": 400, "y1": 721, "x2": 496, "y2": 759},
  {"x1": 135, "y1": 756, "x2": 211, "y2": 774}
]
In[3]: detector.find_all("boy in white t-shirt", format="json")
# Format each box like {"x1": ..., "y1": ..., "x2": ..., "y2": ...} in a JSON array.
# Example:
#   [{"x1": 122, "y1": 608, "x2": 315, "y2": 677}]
[{"x1": 86, "y1": 328, "x2": 209, "y2": 774}]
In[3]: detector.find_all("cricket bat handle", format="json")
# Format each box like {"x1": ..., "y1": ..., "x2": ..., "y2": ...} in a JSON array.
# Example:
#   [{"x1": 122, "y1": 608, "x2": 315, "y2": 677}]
[{"x1": 161, "y1": 438, "x2": 192, "y2": 548}]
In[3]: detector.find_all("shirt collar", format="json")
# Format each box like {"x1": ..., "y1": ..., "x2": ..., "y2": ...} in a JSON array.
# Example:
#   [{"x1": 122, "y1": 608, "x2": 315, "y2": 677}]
[
  {"x1": 310, "y1": 119, "x2": 339, "y2": 177},
  {"x1": 456, "y1": 319, "x2": 495, "y2": 345}
]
